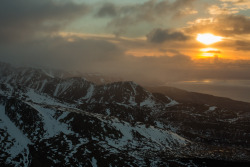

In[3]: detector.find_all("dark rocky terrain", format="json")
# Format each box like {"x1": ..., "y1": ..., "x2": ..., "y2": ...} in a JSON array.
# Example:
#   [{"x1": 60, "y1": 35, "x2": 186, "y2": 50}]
[{"x1": 0, "y1": 62, "x2": 249, "y2": 167}]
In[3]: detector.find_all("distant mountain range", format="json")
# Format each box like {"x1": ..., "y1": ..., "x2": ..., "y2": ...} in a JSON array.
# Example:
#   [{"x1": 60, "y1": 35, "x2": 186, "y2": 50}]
[{"x1": 0, "y1": 61, "x2": 249, "y2": 167}]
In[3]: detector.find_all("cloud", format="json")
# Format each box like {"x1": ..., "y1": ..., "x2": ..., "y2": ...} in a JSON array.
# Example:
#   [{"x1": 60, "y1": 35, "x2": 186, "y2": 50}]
[
  {"x1": 147, "y1": 28, "x2": 190, "y2": 43},
  {"x1": 0, "y1": 0, "x2": 89, "y2": 43},
  {"x1": 235, "y1": 40, "x2": 250, "y2": 50},
  {"x1": 187, "y1": 14, "x2": 250, "y2": 36},
  {"x1": 95, "y1": 3, "x2": 117, "y2": 17},
  {"x1": 221, "y1": 0, "x2": 246, "y2": 2},
  {"x1": 95, "y1": 0, "x2": 197, "y2": 35},
  {"x1": 220, "y1": 0, "x2": 250, "y2": 9},
  {"x1": 175, "y1": 8, "x2": 198, "y2": 17},
  {"x1": 0, "y1": 36, "x2": 123, "y2": 71},
  {"x1": 208, "y1": 5, "x2": 238, "y2": 15}
]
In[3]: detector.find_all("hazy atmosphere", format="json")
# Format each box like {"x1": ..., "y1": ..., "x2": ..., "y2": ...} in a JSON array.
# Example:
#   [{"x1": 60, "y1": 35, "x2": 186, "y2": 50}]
[
  {"x1": 1, "y1": 1, "x2": 250, "y2": 166},
  {"x1": 1, "y1": 0, "x2": 250, "y2": 102}
]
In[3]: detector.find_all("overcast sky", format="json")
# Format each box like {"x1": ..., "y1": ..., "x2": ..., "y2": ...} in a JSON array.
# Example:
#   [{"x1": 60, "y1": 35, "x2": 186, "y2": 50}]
[{"x1": 1, "y1": 0, "x2": 250, "y2": 101}]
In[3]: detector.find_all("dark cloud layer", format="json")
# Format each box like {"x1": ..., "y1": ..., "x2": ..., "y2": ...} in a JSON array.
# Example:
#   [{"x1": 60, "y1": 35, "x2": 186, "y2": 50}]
[
  {"x1": 235, "y1": 40, "x2": 250, "y2": 50},
  {"x1": 147, "y1": 28, "x2": 190, "y2": 43},
  {"x1": 0, "y1": 36, "x2": 122, "y2": 70},
  {"x1": 0, "y1": 0, "x2": 88, "y2": 43},
  {"x1": 95, "y1": 0, "x2": 197, "y2": 35},
  {"x1": 96, "y1": 3, "x2": 117, "y2": 17}
]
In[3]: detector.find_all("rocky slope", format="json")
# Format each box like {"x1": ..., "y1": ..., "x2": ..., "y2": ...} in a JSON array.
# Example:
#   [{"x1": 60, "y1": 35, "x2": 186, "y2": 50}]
[{"x1": 0, "y1": 62, "x2": 250, "y2": 167}]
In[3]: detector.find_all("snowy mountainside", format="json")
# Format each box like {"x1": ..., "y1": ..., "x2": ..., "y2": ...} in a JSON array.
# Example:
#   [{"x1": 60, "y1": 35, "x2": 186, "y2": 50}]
[
  {"x1": 0, "y1": 62, "x2": 250, "y2": 166},
  {"x1": 0, "y1": 95, "x2": 191, "y2": 166}
]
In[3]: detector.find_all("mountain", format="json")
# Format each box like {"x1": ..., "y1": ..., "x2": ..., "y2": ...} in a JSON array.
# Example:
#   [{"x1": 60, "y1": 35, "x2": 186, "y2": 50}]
[
  {"x1": 0, "y1": 62, "x2": 249, "y2": 167},
  {"x1": 146, "y1": 86, "x2": 250, "y2": 112}
]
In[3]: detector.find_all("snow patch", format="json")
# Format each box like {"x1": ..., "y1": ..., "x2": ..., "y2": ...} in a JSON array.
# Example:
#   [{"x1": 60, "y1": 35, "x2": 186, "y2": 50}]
[
  {"x1": 39, "y1": 79, "x2": 47, "y2": 92},
  {"x1": 42, "y1": 69, "x2": 55, "y2": 78},
  {"x1": 208, "y1": 106, "x2": 217, "y2": 111},
  {"x1": 140, "y1": 97, "x2": 156, "y2": 107},
  {"x1": 165, "y1": 96, "x2": 179, "y2": 107},
  {"x1": 82, "y1": 84, "x2": 94, "y2": 100},
  {"x1": 106, "y1": 109, "x2": 111, "y2": 115},
  {"x1": 57, "y1": 112, "x2": 69, "y2": 121},
  {"x1": 26, "y1": 89, "x2": 72, "y2": 107},
  {"x1": 104, "y1": 117, "x2": 188, "y2": 149},
  {"x1": 0, "y1": 105, "x2": 31, "y2": 157},
  {"x1": 91, "y1": 157, "x2": 98, "y2": 167},
  {"x1": 29, "y1": 104, "x2": 73, "y2": 138},
  {"x1": 53, "y1": 84, "x2": 60, "y2": 96}
]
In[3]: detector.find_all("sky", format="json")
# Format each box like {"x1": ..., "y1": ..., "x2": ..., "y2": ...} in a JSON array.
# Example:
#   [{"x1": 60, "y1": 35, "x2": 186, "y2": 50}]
[{"x1": 1, "y1": 0, "x2": 250, "y2": 101}]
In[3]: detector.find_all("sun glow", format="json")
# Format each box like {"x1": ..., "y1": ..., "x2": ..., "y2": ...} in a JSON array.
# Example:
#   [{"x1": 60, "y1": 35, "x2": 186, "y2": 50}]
[
  {"x1": 200, "y1": 48, "x2": 220, "y2": 52},
  {"x1": 198, "y1": 48, "x2": 221, "y2": 58},
  {"x1": 196, "y1": 33, "x2": 223, "y2": 45},
  {"x1": 200, "y1": 53, "x2": 215, "y2": 57}
]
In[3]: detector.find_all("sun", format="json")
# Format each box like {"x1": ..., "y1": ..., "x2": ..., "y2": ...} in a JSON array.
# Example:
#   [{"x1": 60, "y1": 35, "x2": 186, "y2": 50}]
[{"x1": 196, "y1": 33, "x2": 223, "y2": 45}]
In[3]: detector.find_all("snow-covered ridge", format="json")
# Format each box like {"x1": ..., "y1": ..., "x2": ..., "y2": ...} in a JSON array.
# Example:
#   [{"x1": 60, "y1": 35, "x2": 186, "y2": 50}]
[{"x1": 0, "y1": 62, "x2": 179, "y2": 110}]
